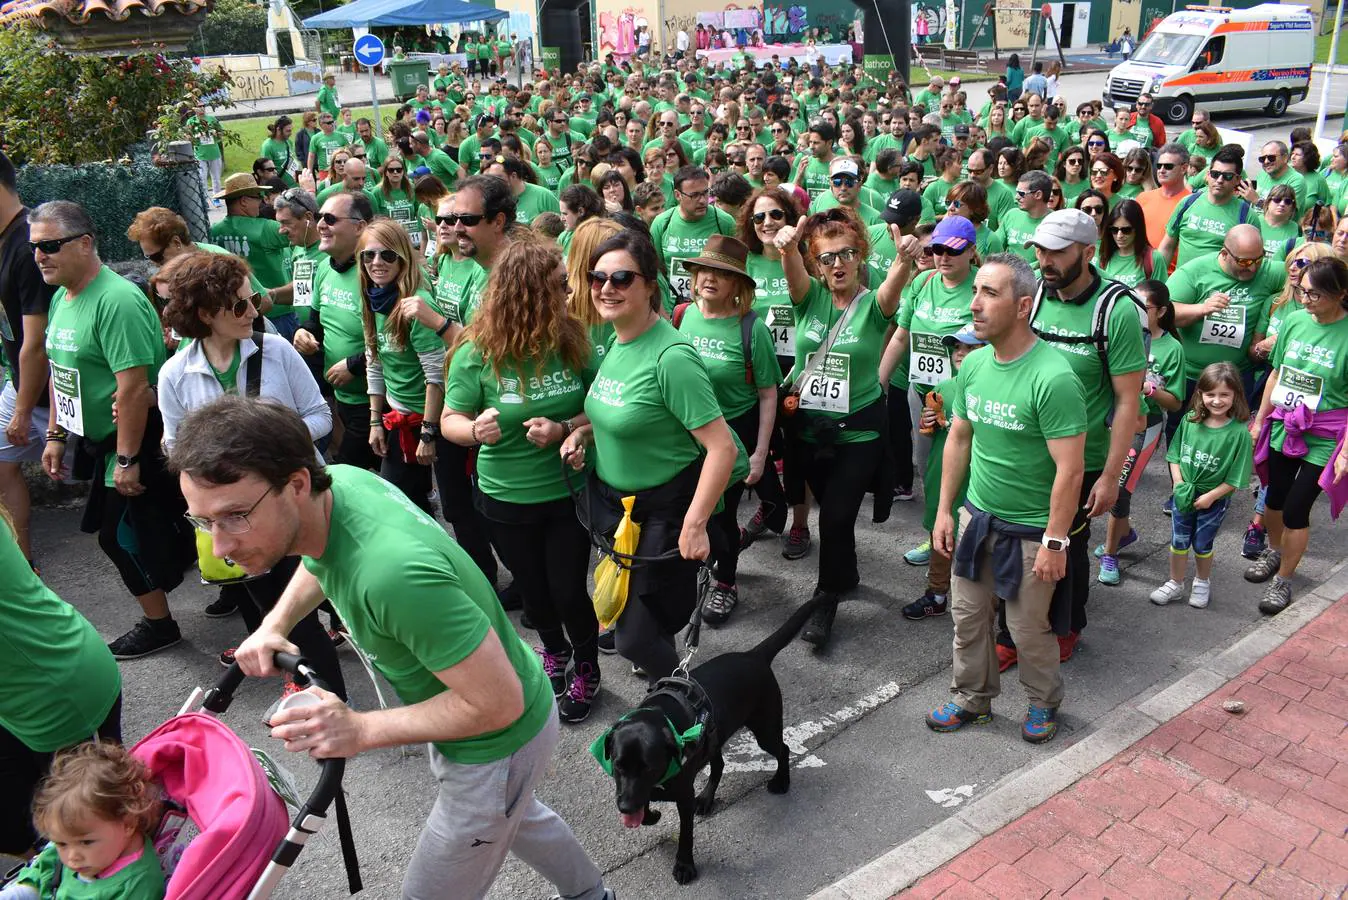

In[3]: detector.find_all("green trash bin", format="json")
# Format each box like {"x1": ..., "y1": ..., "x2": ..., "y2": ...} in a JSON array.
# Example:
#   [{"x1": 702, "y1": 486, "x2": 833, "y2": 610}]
[{"x1": 388, "y1": 59, "x2": 430, "y2": 101}]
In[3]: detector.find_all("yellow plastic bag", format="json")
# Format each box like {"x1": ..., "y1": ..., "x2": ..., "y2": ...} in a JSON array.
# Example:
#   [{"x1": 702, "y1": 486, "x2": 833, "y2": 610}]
[
  {"x1": 592, "y1": 495, "x2": 639, "y2": 630},
  {"x1": 195, "y1": 528, "x2": 250, "y2": 584}
]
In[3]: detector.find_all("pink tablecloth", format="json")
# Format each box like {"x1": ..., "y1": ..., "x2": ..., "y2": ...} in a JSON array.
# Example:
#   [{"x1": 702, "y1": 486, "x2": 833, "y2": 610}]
[{"x1": 695, "y1": 42, "x2": 855, "y2": 68}]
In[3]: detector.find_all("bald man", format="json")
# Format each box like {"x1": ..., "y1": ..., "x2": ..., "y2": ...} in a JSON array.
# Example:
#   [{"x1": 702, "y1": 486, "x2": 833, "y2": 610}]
[{"x1": 315, "y1": 158, "x2": 366, "y2": 206}]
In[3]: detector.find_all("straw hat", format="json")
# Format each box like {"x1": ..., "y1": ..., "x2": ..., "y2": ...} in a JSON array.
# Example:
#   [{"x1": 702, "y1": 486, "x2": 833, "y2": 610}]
[
  {"x1": 680, "y1": 234, "x2": 755, "y2": 284},
  {"x1": 213, "y1": 173, "x2": 275, "y2": 201}
]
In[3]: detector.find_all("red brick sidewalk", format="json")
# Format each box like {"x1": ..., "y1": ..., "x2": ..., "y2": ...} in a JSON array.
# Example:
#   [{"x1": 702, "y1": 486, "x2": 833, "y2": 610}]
[{"x1": 901, "y1": 596, "x2": 1348, "y2": 899}]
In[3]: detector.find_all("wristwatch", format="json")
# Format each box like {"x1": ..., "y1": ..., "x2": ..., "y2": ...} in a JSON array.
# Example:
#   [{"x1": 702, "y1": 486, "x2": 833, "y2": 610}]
[
  {"x1": 116, "y1": 454, "x2": 140, "y2": 468},
  {"x1": 1041, "y1": 535, "x2": 1069, "y2": 552}
]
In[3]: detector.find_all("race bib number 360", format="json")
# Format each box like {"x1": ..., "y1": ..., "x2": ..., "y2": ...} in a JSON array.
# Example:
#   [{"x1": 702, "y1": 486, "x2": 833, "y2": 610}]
[
  {"x1": 799, "y1": 352, "x2": 850, "y2": 413},
  {"x1": 1200, "y1": 306, "x2": 1246, "y2": 349},
  {"x1": 50, "y1": 363, "x2": 85, "y2": 435},
  {"x1": 1275, "y1": 365, "x2": 1323, "y2": 412},
  {"x1": 909, "y1": 332, "x2": 950, "y2": 386}
]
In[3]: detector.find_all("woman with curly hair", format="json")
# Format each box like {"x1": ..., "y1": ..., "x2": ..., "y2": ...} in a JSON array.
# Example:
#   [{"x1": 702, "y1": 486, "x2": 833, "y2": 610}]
[
  {"x1": 358, "y1": 220, "x2": 443, "y2": 513},
  {"x1": 443, "y1": 240, "x2": 602, "y2": 722}
]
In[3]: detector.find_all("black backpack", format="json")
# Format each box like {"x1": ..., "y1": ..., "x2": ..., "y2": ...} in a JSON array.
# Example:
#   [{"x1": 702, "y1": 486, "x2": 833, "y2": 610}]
[{"x1": 1029, "y1": 276, "x2": 1150, "y2": 396}]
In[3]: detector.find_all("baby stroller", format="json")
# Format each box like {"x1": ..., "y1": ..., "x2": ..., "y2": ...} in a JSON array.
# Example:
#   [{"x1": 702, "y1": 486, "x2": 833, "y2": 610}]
[{"x1": 5, "y1": 653, "x2": 360, "y2": 900}]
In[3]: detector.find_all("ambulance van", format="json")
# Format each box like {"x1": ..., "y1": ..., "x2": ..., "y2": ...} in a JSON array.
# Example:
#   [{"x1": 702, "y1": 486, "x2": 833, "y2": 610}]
[{"x1": 1103, "y1": 4, "x2": 1314, "y2": 124}]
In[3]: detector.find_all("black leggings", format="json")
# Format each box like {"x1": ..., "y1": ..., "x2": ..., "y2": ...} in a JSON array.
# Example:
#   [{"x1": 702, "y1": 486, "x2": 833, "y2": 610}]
[
  {"x1": 887, "y1": 382, "x2": 915, "y2": 491},
  {"x1": 478, "y1": 492, "x2": 597, "y2": 666},
  {"x1": 432, "y1": 436, "x2": 499, "y2": 585},
  {"x1": 380, "y1": 430, "x2": 434, "y2": 514},
  {"x1": 0, "y1": 695, "x2": 122, "y2": 854},
  {"x1": 1264, "y1": 448, "x2": 1326, "y2": 531},
  {"x1": 335, "y1": 400, "x2": 379, "y2": 472},
  {"x1": 231, "y1": 556, "x2": 348, "y2": 700},
  {"x1": 797, "y1": 437, "x2": 883, "y2": 595},
  {"x1": 713, "y1": 406, "x2": 785, "y2": 584}
]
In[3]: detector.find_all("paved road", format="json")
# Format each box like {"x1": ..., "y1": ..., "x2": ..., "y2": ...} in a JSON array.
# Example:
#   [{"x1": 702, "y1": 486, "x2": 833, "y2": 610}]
[{"x1": 19, "y1": 437, "x2": 1348, "y2": 899}]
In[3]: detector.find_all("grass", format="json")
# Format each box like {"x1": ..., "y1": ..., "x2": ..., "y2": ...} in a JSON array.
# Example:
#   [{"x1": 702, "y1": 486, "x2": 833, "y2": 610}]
[
  {"x1": 1317, "y1": 22, "x2": 1348, "y2": 64},
  {"x1": 220, "y1": 105, "x2": 380, "y2": 178}
]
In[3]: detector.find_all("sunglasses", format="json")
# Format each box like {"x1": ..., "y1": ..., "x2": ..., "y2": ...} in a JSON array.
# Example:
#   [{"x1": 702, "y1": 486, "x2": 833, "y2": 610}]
[
  {"x1": 1087, "y1": 140, "x2": 1107, "y2": 148},
  {"x1": 1090, "y1": 168, "x2": 1112, "y2": 177},
  {"x1": 1126, "y1": 165, "x2": 1146, "y2": 173},
  {"x1": 30, "y1": 233, "x2": 88, "y2": 255},
  {"x1": 588, "y1": 269, "x2": 642, "y2": 289},
  {"x1": 1222, "y1": 248, "x2": 1262, "y2": 268},
  {"x1": 1268, "y1": 196, "x2": 1296, "y2": 205},
  {"x1": 320, "y1": 212, "x2": 363, "y2": 225},
  {"x1": 1109, "y1": 225, "x2": 1134, "y2": 235},
  {"x1": 1066, "y1": 158, "x2": 1082, "y2": 165},
  {"x1": 261, "y1": 166, "x2": 278, "y2": 173},
  {"x1": 1258, "y1": 154, "x2": 1279, "y2": 164},
  {"x1": 361, "y1": 248, "x2": 402, "y2": 265},
  {"x1": 321, "y1": 119, "x2": 335, "y2": 124},
  {"x1": 436, "y1": 213, "x2": 485, "y2": 227},
  {"x1": 752, "y1": 209, "x2": 787, "y2": 223},
  {"x1": 1015, "y1": 189, "x2": 1037, "y2": 198},
  {"x1": 386, "y1": 166, "x2": 404, "y2": 174},
  {"x1": 1081, "y1": 205, "x2": 1105, "y2": 216},
  {"x1": 945, "y1": 198, "x2": 962, "y2": 209},
  {"x1": 227, "y1": 292, "x2": 262, "y2": 318},
  {"x1": 831, "y1": 175, "x2": 858, "y2": 187},
  {"x1": 929, "y1": 244, "x2": 966, "y2": 256},
  {"x1": 1290, "y1": 257, "x2": 1312, "y2": 270},
  {"x1": 816, "y1": 248, "x2": 859, "y2": 266},
  {"x1": 1208, "y1": 170, "x2": 1238, "y2": 182},
  {"x1": 1155, "y1": 162, "x2": 1179, "y2": 171}
]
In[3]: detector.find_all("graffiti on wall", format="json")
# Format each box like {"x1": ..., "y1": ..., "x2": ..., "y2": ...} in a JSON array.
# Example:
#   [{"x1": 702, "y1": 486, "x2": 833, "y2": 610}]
[
  {"x1": 764, "y1": 5, "x2": 808, "y2": 35},
  {"x1": 912, "y1": 2, "x2": 948, "y2": 43},
  {"x1": 599, "y1": 6, "x2": 648, "y2": 56}
]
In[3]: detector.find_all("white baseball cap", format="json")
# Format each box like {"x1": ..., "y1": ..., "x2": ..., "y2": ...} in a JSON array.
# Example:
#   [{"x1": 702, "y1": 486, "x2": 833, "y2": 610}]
[
  {"x1": 1026, "y1": 209, "x2": 1099, "y2": 251},
  {"x1": 829, "y1": 157, "x2": 860, "y2": 178}
]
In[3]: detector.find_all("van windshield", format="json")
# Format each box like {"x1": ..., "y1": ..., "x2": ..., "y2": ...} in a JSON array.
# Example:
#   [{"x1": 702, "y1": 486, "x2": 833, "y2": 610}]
[{"x1": 1130, "y1": 31, "x2": 1204, "y2": 66}]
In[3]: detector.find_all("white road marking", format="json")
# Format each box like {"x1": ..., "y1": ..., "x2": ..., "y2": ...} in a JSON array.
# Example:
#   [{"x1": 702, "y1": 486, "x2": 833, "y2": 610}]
[
  {"x1": 720, "y1": 681, "x2": 905, "y2": 773},
  {"x1": 925, "y1": 784, "x2": 977, "y2": 808}
]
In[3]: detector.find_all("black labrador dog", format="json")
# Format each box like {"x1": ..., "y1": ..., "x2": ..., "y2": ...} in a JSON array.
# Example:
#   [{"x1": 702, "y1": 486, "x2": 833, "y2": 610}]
[{"x1": 596, "y1": 597, "x2": 823, "y2": 884}]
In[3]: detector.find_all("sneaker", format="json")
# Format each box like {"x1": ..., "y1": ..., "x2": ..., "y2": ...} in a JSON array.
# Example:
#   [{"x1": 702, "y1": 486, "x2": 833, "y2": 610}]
[
  {"x1": 219, "y1": 647, "x2": 236, "y2": 668},
  {"x1": 1241, "y1": 523, "x2": 1268, "y2": 560},
  {"x1": 925, "y1": 701, "x2": 991, "y2": 732},
  {"x1": 1189, "y1": 579, "x2": 1211, "y2": 609},
  {"x1": 1097, "y1": 554, "x2": 1121, "y2": 586},
  {"x1": 1162, "y1": 496, "x2": 1174, "y2": 516},
  {"x1": 1150, "y1": 580, "x2": 1186, "y2": 605},
  {"x1": 597, "y1": 629, "x2": 617, "y2": 654},
  {"x1": 701, "y1": 582, "x2": 739, "y2": 626},
  {"x1": 996, "y1": 643, "x2": 1017, "y2": 672},
  {"x1": 799, "y1": 595, "x2": 838, "y2": 647},
  {"x1": 328, "y1": 628, "x2": 346, "y2": 649},
  {"x1": 552, "y1": 889, "x2": 617, "y2": 900},
  {"x1": 1244, "y1": 548, "x2": 1282, "y2": 584},
  {"x1": 558, "y1": 663, "x2": 600, "y2": 723},
  {"x1": 1258, "y1": 576, "x2": 1293, "y2": 616},
  {"x1": 1058, "y1": 631, "x2": 1079, "y2": 662},
  {"x1": 539, "y1": 648, "x2": 572, "y2": 698},
  {"x1": 1093, "y1": 529, "x2": 1137, "y2": 559},
  {"x1": 630, "y1": 662, "x2": 648, "y2": 677},
  {"x1": 739, "y1": 506, "x2": 770, "y2": 550},
  {"x1": 902, "y1": 590, "x2": 948, "y2": 620},
  {"x1": 204, "y1": 593, "x2": 238, "y2": 618},
  {"x1": 108, "y1": 617, "x2": 182, "y2": 660},
  {"x1": 894, "y1": 485, "x2": 915, "y2": 502},
  {"x1": 903, "y1": 539, "x2": 932, "y2": 566},
  {"x1": 1022, "y1": 705, "x2": 1059, "y2": 744},
  {"x1": 782, "y1": 526, "x2": 812, "y2": 560}
]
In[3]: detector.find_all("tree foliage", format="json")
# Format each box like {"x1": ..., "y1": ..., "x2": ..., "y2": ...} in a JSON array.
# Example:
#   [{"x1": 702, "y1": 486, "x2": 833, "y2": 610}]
[
  {"x1": 187, "y1": 0, "x2": 268, "y2": 57},
  {"x1": 0, "y1": 24, "x2": 236, "y2": 165}
]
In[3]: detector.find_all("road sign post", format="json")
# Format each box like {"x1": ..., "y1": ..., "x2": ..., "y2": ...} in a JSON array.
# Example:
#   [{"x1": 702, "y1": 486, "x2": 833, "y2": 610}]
[{"x1": 353, "y1": 33, "x2": 385, "y2": 129}]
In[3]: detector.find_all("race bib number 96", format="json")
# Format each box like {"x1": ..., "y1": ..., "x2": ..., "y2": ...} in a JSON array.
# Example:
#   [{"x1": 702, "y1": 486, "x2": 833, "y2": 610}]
[{"x1": 1274, "y1": 365, "x2": 1323, "y2": 413}]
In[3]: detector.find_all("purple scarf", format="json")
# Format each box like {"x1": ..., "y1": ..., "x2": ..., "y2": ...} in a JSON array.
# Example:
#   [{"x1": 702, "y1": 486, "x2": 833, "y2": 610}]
[{"x1": 1253, "y1": 404, "x2": 1348, "y2": 520}]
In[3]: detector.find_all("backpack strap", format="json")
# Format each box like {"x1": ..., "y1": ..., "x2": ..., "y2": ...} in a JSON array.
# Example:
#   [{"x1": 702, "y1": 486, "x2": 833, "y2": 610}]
[
  {"x1": 1142, "y1": 249, "x2": 1154, "y2": 279},
  {"x1": 672, "y1": 301, "x2": 691, "y2": 327},
  {"x1": 1172, "y1": 191, "x2": 1203, "y2": 233},
  {"x1": 244, "y1": 332, "x2": 264, "y2": 398},
  {"x1": 740, "y1": 309, "x2": 758, "y2": 385},
  {"x1": 1237, "y1": 200, "x2": 1252, "y2": 225}
]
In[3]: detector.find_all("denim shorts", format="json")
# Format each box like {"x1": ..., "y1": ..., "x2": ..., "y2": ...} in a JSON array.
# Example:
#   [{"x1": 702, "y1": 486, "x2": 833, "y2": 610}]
[{"x1": 1170, "y1": 496, "x2": 1231, "y2": 557}]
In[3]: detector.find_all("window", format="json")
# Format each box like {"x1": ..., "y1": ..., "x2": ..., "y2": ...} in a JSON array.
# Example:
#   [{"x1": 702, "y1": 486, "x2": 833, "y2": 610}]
[{"x1": 1132, "y1": 32, "x2": 1205, "y2": 66}]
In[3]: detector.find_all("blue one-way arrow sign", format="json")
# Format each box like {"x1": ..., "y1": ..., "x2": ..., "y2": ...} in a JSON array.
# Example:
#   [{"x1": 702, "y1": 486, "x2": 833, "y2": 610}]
[{"x1": 354, "y1": 34, "x2": 385, "y2": 68}]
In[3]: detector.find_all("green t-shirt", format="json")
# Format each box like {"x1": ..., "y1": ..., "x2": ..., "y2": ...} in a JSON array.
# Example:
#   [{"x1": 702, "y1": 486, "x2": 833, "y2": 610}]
[
  {"x1": 1101, "y1": 249, "x2": 1166, "y2": 289},
  {"x1": 285, "y1": 241, "x2": 324, "y2": 314},
  {"x1": 515, "y1": 181, "x2": 562, "y2": 224},
  {"x1": 1167, "y1": 254, "x2": 1281, "y2": 378},
  {"x1": 1259, "y1": 217, "x2": 1301, "y2": 263},
  {"x1": 796, "y1": 156, "x2": 833, "y2": 199},
  {"x1": 1029, "y1": 275, "x2": 1148, "y2": 470},
  {"x1": 676, "y1": 304, "x2": 781, "y2": 420},
  {"x1": 365, "y1": 186, "x2": 424, "y2": 251},
  {"x1": 1023, "y1": 122, "x2": 1070, "y2": 169},
  {"x1": 261, "y1": 137, "x2": 299, "y2": 186},
  {"x1": 975, "y1": 224, "x2": 1006, "y2": 259},
  {"x1": 458, "y1": 134, "x2": 484, "y2": 175},
  {"x1": 1256, "y1": 168, "x2": 1307, "y2": 216},
  {"x1": 1010, "y1": 114, "x2": 1045, "y2": 148},
  {"x1": 984, "y1": 179, "x2": 1016, "y2": 232},
  {"x1": 1166, "y1": 416, "x2": 1252, "y2": 494},
  {"x1": 1116, "y1": 183, "x2": 1144, "y2": 202},
  {"x1": 650, "y1": 206, "x2": 737, "y2": 303},
  {"x1": 1060, "y1": 178, "x2": 1090, "y2": 205},
  {"x1": 746, "y1": 252, "x2": 795, "y2": 362},
  {"x1": 791, "y1": 281, "x2": 894, "y2": 443},
  {"x1": 371, "y1": 294, "x2": 442, "y2": 414},
  {"x1": 0, "y1": 523, "x2": 120, "y2": 751},
  {"x1": 209, "y1": 215, "x2": 291, "y2": 289},
  {"x1": 310, "y1": 131, "x2": 351, "y2": 171},
  {"x1": 188, "y1": 115, "x2": 223, "y2": 161},
  {"x1": 15, "y1": 837, "x2": 163, "y2": 899},
  {"x1": 316, "y1": 85, "x2": 340, "y2": 118},
  {"x1": 420, "y1": 148, "x2": 460, "y2": 190},
  {"x1": 361, "y1": 136, "x2": 390, "y2": 173},
  {"x1": 45, "y1": 267, "x2": 164, "y2": 484},
  {"x1": 545, "y1": 130, "x2": 586, "y2": 169},
  {"x1": 585, "y1": 318, "x2": 723, "y2": 492},
  {"x1": 920, "y1": 177, "x2": 959, "y2": 216},
  {"x1": 304, "y1": 466, "x2": 552, "y2": 764},
  {"x1": 897, "y1": 269, "x2": 976, "y2": 394},
  {"x1": 995, "y1": 207, "x2": 1048, "y2": 264},
  {"x1": 433, "y1": 255, "x2": 487, "y2": 327},
  {"x1": 1166, "y1": 194, "x2": 1251, "y2": 269},
  {"x1": 865, "y1": 224, "x2": 899, "y2": 301},
  {"x1": 310, "y1": 258, "x2": 367, "y2": 405},
  {"x1": 1269, "y1": 308, "x2": 1348, "y2": 466},
  {"x1": 534, "y1": 162, "x2": 564, "y2": 193},
  {"x1": 953, "y1": 340, "x2": 1088, "y2": 527},
  {"x1": 807, "y1": 193, "x2": 883, "y2": 226},
  {"x1": 1146, "y1": 330, "x2": 1186, "y2": 417},
  {"x1": 211, "y1": 345, "x2": 242, "y2": 393},
  {"x1": 446, "y1": 342, "x2": 595, "y2": 504}
]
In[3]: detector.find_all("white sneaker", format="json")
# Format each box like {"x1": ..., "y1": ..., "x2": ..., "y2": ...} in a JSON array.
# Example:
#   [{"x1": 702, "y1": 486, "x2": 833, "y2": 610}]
[
  {"x1": 1189, "y1": 579, "x2": 1211, "y2": 609},
  {"x1": 1149, "y1": 580, "x2": 1186, "y2": 606}
]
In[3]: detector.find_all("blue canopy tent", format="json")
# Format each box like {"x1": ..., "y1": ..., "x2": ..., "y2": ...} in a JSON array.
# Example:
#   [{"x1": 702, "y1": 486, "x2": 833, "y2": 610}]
[{"x1": 302, "y1": 0, "x2": 506, "y2": 29}]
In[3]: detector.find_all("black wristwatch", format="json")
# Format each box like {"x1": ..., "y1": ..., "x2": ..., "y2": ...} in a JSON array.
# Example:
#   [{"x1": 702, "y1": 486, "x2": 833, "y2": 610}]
[{"x1": 116, "y1": 453, "x2": 140, "y2": 468}]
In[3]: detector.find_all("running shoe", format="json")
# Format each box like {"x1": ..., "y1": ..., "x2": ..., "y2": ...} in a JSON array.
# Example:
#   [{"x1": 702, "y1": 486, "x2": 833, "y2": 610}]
[
  {"x1": 740, "y1": 506, "x2": 769, "y2": 550},
  {"x1": 1244, "y1": 548, "x2": 1282, "y2": 584},
  {"x1": 108, "y1": 617, "x2": 182, "y2": 660},
  {"x1": 925, "y1": 701, "x2": 991, "y2": 732},
  {"x1": 1189, "y1": 579, "x2": 1211, "y2": 609},
  {"x1": 1097, "y1": 554, "x2": 1121, "y2": 585},
  {"x1": 904, "y1": 539, "x2": 932, "y2": 566},
  {"x1": 894, "y1": 485, "x2": 915, "y2": 502},
  {"x1": 902, "y1": 590, "x2": 947, "y2": 620},
  {"x1": 996, "y1": 643, "x2": 1017, "y2": 672},
  {"x1": 1058, "y1": 631, "x2": 1079, "y2": 662},
  {"x1": 1093, "y1": 529, "x2": 1137, "y2": 559},
  {"x1": 558, "y1": 663, "x2": 600, "y2": 723},
  {"x1": 1241, "y1": 523, "x2": 1267, "y2": 560},
  {"x1": 799, "y1": 594, "x2": 838, "y2": 647},
  {"x1": 551, "y1": 889, "x2": 617, "y2": 900},
  {"x1": 1258, "y1": 576, "x2": 1293, "y2": 616},
  {"x1": 1022, "y1": 705, "x2": 1059, "y2": 744},
  {"x1": 1149, "y1": 580, "x2": 1186, "y2": 606},
  {"x1": 701, "y1": 583, "x2": 739, "y2": 626},
  {"x1": 597, "y1": 629, "x2": 617, "y2": 654},
  {"x1": 219, "y1": 647, "x2": 236, "y2": 668},
  {"x1": 204, "y1": 593, "x2": 238, "y2": 618},
  {"x1": 782, "y1": 526, "x2": 812, "y2": 560},
  {"x1": 539, "y1": 648, "x2": 572, "y2": 698}
]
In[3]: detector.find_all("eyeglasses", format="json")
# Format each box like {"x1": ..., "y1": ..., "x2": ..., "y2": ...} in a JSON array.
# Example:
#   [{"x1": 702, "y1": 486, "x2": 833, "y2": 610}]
[
  {"x1": 1222, "y1": 248, "x2": 1263, "y2": 269},
  {"x1": 319, "y1": 212, "x2": 364, "y2": 225},
  {"x1": 1208, "y1": 169, "x2": 1238, "y2": 182},
  {"x1": 227, "y1": 292, "x2": 262, "y2": 318},
  {"x1": 1258, "y1": 154, "x2": 1279, "y2": 164},
  {"x1": 436, "y1": 213, "x2": 485, "y2": 227},
  {"x1": 184, "y1": 485, "x2": 273, "y2": 535},
  {"x1": 816, "y1": 248, "x2": 859, "y2": 266},
  {"x1": 361, "y1": 248, "x2": 402, "y2": 265},
  {"x1": 1268, "y1": 196, "x2": 1296, "y2": 206},
  {"x1": 752, "y1": 208, "x2": 787, "y2": 223},
  {"x1": 831, "y1": 175, "x2": 857, "y2": 187},
  {"x1": 929, "y1": 244, "x2": 966, "y2": 257},
  {"x1": 30, "y1": 233, "x2": 88, "y2": 255},
  {"x1": 1295, "y1": 286, "x2": 1336, "y2": 304},
  {"x1": 588, "y1": 269, "x2": 642, "y2": 289},
  {"x1": 1109, "y1": 225, "x2": 1134, "y2": 235},
  {"x1": 1081, "y1": 205, "x2": 1105, "y2": 216},
  {"x1": 677, "y1": 189, "x2": 709, "y2": 200}
]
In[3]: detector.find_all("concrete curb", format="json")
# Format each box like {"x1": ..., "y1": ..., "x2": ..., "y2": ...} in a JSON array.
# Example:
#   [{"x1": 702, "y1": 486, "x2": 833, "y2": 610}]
[{"x1": 806, "y1": 559, "x2": 1348, "y2": 900}]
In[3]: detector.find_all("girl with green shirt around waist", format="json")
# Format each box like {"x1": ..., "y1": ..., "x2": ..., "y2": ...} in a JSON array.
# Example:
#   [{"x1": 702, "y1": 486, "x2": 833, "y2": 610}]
[
  {"x1": 772, "y1": 207, "x2": 903, "y2": 650},
  {"x1": 358, "y1": 220, "x2": 445, "y2": 515},
  {"x1": 444, "y1": 241, "x2": 603, "y2": 724},
  {"x1": 560, "y1": 230, "x2": 739, "y2": 686}
]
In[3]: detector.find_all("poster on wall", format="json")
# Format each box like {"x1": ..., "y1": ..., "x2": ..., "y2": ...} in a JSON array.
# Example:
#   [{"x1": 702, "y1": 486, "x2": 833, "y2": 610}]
[
  {"x1": 724, "y1": 8, "x2": 762, "y2": 30},
  {"x1": 597, "y1": 5, "x2": 647, "y2": 57},
  {"x1": 696, "y1": 12, "x2": 724, "y2": 29},
  {"x1": 944, "y1": 0, "x2": 958, "y2": 49}
]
